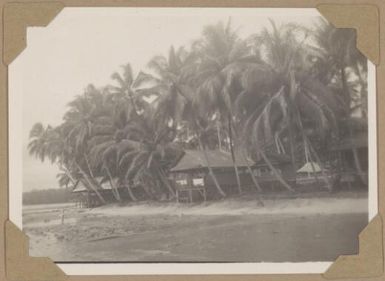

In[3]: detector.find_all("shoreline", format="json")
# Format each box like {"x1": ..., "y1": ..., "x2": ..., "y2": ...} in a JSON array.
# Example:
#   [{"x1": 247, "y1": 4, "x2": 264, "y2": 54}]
[{"x1": 22, "y1": 191, "x2": 369, "y2": 262}]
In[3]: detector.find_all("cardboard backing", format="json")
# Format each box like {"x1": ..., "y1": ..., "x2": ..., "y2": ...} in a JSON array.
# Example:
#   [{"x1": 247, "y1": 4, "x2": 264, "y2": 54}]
[{"x1": 1, "y1": 1, "x2": 384, "y2": 280}]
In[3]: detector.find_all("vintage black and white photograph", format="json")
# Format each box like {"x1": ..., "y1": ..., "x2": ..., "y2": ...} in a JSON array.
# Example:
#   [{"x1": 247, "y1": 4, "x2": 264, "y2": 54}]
[{"x1": 9, "y1": 7, "x2": 375, "y2": 272}]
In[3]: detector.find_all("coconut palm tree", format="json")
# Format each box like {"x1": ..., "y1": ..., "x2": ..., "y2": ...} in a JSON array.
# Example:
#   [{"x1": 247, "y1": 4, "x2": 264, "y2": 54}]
[
  {"x1": 239, "y1": 20, "x2": 342, "y2": 191},
  {"x1": 28, "y1": 123, "x2": 54, "y2": 162},
  {"x1": 148, "y1": 46, "x2": 228, "y2": 197},
  {"x1": 88, "y1": 105, "x2": 138, "y2": 202},
  {"x1": 116, "y1": 107, "x2": 182, "y2": 200},
  {"x1": 147, "y1": 46, "x2": 197, "y2": 133},
  {"x1": 62, "y1": 86, "x2": 113, "y2": 203},
  {"x1": 28, "y1": 122, "x2": 107, "y2": 203},
  {"x1": 312, "y1": 19, "x2": 368, "y2": 185},
  {"x1": 109, "y1": 63, "x2": 156, "y2": 120},
  {"x1": 29, "y1": 123, "x2": 75, "y2": 184},
  {"x1": 29, "y1": 18, "x2": 367, "y2": 203},
  {"x1": 190, "y1": 20, "x2": 259, "y2": 195}
]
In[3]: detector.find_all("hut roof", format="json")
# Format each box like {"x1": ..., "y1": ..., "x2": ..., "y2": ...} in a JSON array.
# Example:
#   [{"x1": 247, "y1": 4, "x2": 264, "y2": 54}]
[
  {"x1": 170, "y1": 150, "x2": 250, "y2": 173},
  {"x1": 71, "y1": 180, "x2": 88, "y2": 193},
  {"x1": 99, "y1": 180, "x2": 113, "y2": 190},
  {"x1": 72, "y1": 177, "x2": 117, "y2": 193},
  {"x1": 297, "y1": 162, "x2": 322, "y2": 173},
  {"x1": 331, "y1": 133, "x2": 368, "y2": 151},
  {"x1": 254, "y1": 153, "x2": 291, "y2": 168}
]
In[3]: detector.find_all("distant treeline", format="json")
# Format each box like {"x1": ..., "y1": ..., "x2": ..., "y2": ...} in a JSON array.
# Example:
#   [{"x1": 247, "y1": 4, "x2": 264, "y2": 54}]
[{"x1": 23, "y1": 188, "x2": 72, "y2": 205}]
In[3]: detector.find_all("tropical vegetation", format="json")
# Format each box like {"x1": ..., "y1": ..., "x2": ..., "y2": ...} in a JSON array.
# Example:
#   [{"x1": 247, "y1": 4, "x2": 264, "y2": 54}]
[{"x1": 28, "y1": 18, "x2": 368, "y2": 203}]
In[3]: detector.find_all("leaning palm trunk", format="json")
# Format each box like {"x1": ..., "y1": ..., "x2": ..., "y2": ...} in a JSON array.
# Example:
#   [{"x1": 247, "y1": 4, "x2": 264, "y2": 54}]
[
  {"x1": 308, "y1": 153, "x2": 321, "y2": 185},
  {"x1": 124, "y1": 180, "x2": 138, "y2": 202},
  {"x1": 158, "y1": 168, "x2": 176, "y2": 198},
  {"x1": 198, "y1": 138, "x2": 226, "y2": 197},
  {"x1": 216, "y1": 121, "x2": 222, "y2": 151},
  {"x1": 76, "y1": 163, "x2": 106, "y2": 204},
  {"x1": 353, "y1": 63, "x2": 368, "y2": 118},
  {"x1": 84, "y1": 154, "x2": 95, "y2": 178},
  {"x1": 340, "y1": 66, "x2": 351, "y2": 106},
  {"x1": 352, "y1": 147, "x2": 367, "y2": 185},
  {"x1": 294, "y1": 106, "x2": 326, "y2": 188},
  {"x1": 241, "y1": 149, "x2": 264, "y2": 206},
  {"x1": 241, "y1": 149, "x2": 263, "y2": 193},
  {"x1": 340, "y1": 66, "x2": 367, "y2": 186},
  {"x1": 288, "y1": 124, "x2": 297, "y2": 169},
  {"x1": 301, "y1": 131, "x2": 321, "y2": 185},
  {"x1": 228, "y1": 117, "x2": 242, "y2": 194},
  {"x1": 105, "y1": 167, "x2": 121, "y2": 202},
  {"x1": 306, "y1": 140, "x2": 333, "y2": 191},
  {"x1": 59, "y1": 164, "x2": 77, "y2": 186},
  {"x1": 348, "y1": 127, "x2": 368, "y2": 186},
  {"x1": 260, "y1": 150, "x2": 295, "y2": 192},
  {"x1": 305, "y1": 139, "x2": 326, "y2": 187}
]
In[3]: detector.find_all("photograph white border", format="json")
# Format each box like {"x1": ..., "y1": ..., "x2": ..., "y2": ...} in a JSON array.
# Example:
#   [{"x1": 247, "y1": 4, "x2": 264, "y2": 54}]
[{"x1": 7, "y1": 8, "x2": 378, "y2": 275}]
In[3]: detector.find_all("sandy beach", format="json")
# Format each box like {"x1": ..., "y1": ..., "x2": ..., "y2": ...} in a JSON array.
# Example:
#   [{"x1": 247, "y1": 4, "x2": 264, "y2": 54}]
[{"x1": 23, "y1": 191, "x2": 368, "y2": 262}]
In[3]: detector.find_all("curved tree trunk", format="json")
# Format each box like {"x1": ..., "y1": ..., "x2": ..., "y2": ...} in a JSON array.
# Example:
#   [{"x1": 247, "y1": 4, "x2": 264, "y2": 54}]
[
  {"x1": 341, "y1": 66, "x2": 351, "y2": 107},
  {"x1": 140, "y1": 177, "x2": 154, "y2": 200},
  {"x1": 125, "y1": 181, "x2": 138, "y2": 202},
  {"x1": 342, "y1": 64, "x2": 366, "y2": 180},
  {"x1": 84, "y1": 154, "x2": 111, "y2": 202},
  {"x1": 241, "y1": 150, "x2": 263, "y2": 192},
  {"x1": 241, "y1": 149, "x2": 264, "y2": 206},
  {"x1": 341, "y1": 65, "x2": 368, "y2": 186},
  {"x1": 198, "y1": 138, "x2": 226, "y2": 198},
  {"x1": 216, "y1": 121, "x2": 222, "y2": 151},
  {"x1": 158, "y1": 168, "x2": 176, "y2": 198},
  {"x1": 85, "y1": 154, "x2": 95, "y2": 178},
  {"x1": 352, "y1": 147, "x2": 367, "y2": 185},
  {"x1": 228, "y1": 117, "x2": 242, "y2": 194},
  {"x1": 76, "y1": 163, "x2": 106, "y2": 204},
  {"x1": 349, "y1": 127, "x2": 368, "y2": 186},
  {"x1": 302, "y1": 136, "x2": 321, "y2": 185},
  {"x1": 306, "y1": 140, "x2": 333, "y2": 191},
  {"x1": 308, "y1": 155, "x2": 321, "y2": 185},
  {"x1": 353, "y1": 63, "x2": 368, "y2": 119},
  {"x1": 288, "y1": 122, "x2": 297, "y2": 170},
  {"x1": 260, "y1": 150, "x2": 295, "y2": 192},
  {"x1": 59, "y1": 164, "x2": 77, "y2": 186},
  {"x1": 294, "y1": 106, "x2": 326, "y2": 189},
  {"x1": 105, "y1": 167, "x2": 121, "y2": 202}
]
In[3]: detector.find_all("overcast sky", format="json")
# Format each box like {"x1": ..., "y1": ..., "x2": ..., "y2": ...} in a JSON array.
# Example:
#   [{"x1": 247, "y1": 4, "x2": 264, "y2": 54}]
[{"x1": 9, "y1": 7, "x2": 322, "y2": 192}]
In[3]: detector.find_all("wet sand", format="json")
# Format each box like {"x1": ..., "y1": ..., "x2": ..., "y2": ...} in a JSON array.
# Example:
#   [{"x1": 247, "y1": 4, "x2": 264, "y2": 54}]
[{"x1": 23, "y1": 192, "x2": 368, "y2": 262}]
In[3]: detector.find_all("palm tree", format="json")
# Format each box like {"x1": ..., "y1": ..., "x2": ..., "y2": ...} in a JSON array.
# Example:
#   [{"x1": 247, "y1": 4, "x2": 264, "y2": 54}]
[
  {"x1": 88, "y1": 105, "x2": 137, "y2": 201},
  {"x1": 239, "y1": 20, "x2": 342, "y2": 191},
  {"x1": 116, "y1": 107, "x2": 182, "y2": 200},
  {"x1": 28, "y1": 122, "x2": 106, "y2": 202},
  {"x1": 28, "y1": 123, "x2": 54, "y2": 162},
  {"x1": 190, "y1": 20, "x2": 257, "y2": 195},
  {"x1": 29, "y1": 18, "x2": 367, "y2": 203},
  {"x1": 147, "y1": 46, "x2": 196, "y2": 134},
  {"x1": 312, "y1": 19, "x2": 368, "y2": 185},
  {"x1": 62, "y1": 86, "x2": 111, "y2": 203},
  {"x1": 148, "y1": 46, "x2": 228, "y2": 197},
  {"x1": 28, "y1": 123, "x2": 76, "y2": 185},
  {"x1": 109, "y1": 63, "x2": 155, "y2": 119}
]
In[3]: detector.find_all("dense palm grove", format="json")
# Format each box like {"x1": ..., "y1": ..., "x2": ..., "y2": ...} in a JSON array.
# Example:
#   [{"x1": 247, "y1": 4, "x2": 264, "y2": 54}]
[{"x1": 28, "y1": 18, "x2": 368, "y2": 203}]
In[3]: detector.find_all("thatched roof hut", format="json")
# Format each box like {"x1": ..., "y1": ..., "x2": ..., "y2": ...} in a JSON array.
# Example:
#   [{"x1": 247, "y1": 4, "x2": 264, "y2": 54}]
[
  {"x1": 170, "y1": 150, "x2": 249, "y2": 173},
  {"x1": 297, "y1": 162, "x2": 322, "y2": 173},
  {"x1": 71, "y1": 180, "x2": 88, "y2": 193}
]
